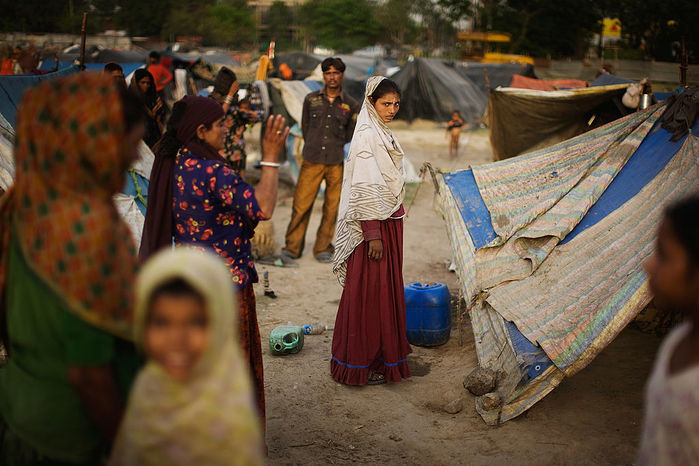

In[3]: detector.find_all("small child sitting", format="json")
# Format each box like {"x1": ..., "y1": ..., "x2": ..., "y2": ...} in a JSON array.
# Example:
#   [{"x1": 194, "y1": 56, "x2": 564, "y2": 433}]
[{"x1": 109, "y1": 248, "x2": 263, "y2": 466}]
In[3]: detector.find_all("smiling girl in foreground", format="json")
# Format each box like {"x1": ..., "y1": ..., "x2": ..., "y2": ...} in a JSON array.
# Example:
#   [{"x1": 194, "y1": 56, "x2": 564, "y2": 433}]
[
  {"x1": 637, "y1": 195, "x2": 699, "y2": 465},
  {"x1": 110, "y1": 248, "x2": 262, "y2": 465}
]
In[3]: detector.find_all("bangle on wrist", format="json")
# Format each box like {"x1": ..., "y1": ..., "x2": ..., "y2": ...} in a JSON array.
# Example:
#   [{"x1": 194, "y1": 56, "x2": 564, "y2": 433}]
[
  {"x1": 224, "y1": 95, "x2": 234, "y2": 105},
  {"x1": 259, "y1": 161, "x2": 281, "y2": 168}
]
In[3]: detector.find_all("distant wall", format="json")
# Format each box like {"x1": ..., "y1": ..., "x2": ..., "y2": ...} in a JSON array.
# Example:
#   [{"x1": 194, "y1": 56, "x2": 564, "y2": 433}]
[
  {"x1": 0, "y1": 32, "x2": 133, "y2": 50},
  {"x1": 537, "y1": 58, "x2": 699, "y2": 88}
]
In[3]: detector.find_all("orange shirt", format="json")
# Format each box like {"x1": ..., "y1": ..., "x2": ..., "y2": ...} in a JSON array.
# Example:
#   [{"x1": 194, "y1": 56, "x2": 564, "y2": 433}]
[
  {"x1": 0, "y1": 58, "x2": 13, "y2": 75},
  {"x1": 147, "y1": 64, "x2": 173, "y2": 92}
]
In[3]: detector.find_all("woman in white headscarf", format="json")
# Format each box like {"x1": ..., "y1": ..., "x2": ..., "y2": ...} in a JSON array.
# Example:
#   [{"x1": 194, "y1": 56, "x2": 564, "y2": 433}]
[{"x1": 331, "y1": 76, "x2": 412, "y2": 386}]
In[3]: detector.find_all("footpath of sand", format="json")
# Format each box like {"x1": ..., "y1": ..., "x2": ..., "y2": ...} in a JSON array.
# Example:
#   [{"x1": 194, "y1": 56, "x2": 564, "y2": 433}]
[{"x1": 247, "y1": 122, "x2": 660, "y2": 465}]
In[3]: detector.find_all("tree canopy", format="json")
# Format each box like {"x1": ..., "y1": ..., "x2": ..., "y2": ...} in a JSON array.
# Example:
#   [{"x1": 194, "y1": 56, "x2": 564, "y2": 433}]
[{"x1": 0, "y1": 0, "x2": 695, "y2": 61}]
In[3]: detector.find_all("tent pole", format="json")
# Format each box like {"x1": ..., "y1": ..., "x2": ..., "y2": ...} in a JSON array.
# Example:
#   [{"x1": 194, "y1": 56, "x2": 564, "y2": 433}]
[
  {"x1": 79, "y1": 12, "x2": 87, "y2": 71},
  {"x1": 680, "y1": 36, "x2": 688, "y2": 88}
]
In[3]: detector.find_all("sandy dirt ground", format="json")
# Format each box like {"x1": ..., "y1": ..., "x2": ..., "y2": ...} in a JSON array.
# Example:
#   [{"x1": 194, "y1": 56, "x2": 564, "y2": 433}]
[{"x1": 248, "y1": 123, "x2": 661, "y2": 465}]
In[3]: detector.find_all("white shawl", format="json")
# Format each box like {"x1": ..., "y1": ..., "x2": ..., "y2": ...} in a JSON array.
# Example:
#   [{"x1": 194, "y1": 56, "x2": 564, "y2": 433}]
[{"x1": 333, "y1": 76, "x2": 406, "y2": 286}]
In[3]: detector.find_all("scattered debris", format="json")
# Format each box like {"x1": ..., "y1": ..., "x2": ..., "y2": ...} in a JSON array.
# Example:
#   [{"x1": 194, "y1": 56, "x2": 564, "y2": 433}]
[
  {"x1": 463, "y1": 366, "x2": 497, "y2": 396},
  {"x1": 443, "y1": 397, "x2": 464, "y2": 414},
  {"x1": 479, "y1": 392, "x2": 502, "y2": 411}
]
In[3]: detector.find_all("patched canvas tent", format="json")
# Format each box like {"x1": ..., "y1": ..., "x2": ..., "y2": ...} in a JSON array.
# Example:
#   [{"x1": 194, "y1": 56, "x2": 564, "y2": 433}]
[
  {"x1": 435, "y1": 98, "x2": 698, "y2": 424},
  {"x1": 488, "y1": 84, "x2": 631, "y2": 160}
]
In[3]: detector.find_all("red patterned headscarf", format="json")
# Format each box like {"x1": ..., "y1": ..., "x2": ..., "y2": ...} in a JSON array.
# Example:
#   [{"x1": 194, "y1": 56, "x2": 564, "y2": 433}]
[{"x1": 0, "y1": 72, "x2": 138, "y2": 340}]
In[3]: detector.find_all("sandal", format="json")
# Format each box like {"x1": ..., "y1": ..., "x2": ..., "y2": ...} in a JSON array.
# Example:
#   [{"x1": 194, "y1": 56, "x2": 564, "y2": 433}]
[
  {"x1": 367, "y1": 372, "x2": 386, "y2": 385},
  {"x1": 256, "y1": 254, "x2": 298, "y2": 268}
]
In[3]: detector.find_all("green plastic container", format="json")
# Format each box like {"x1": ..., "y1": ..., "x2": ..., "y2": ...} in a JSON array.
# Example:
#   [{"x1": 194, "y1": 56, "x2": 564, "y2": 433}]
[{"x1": 269, "y1": 325, "x2": 304, "y2": 355}]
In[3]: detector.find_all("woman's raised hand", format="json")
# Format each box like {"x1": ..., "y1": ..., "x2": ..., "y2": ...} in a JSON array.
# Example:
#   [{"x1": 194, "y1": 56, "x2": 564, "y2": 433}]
[{"x1": 262, "y1": 115, "x2": 290, "y2": 163}]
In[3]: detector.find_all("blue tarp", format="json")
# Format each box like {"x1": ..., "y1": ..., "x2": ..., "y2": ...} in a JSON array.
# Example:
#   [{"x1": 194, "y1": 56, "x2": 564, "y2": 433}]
[
  {"x1": 39, "y1": 61, "x2": 143, "y2": 77},
  {"x1": 563, "y1": 115, "x2": 699, "y2": 243},
  {"x1": 0, "y1": 66, "x2": 80, "y2": 129},
  {"x1": 590, "y1": 73, "x2": 633, "y2": 87},
  {"x1": 442, "y1": 113, "x2": 699, "y2": 249}
]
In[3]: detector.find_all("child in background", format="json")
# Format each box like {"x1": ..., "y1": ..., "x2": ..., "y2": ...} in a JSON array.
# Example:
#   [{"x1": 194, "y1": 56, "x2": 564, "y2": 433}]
[
  {"x1": 110, "y1": 248, "x2": 263, "y2": 466},
  {"x1": 637, "y1": 195, "x2": 699, "y2": 465},
  {"x1": 447, "y1": 110, "x2": 465, "y2": 158}
]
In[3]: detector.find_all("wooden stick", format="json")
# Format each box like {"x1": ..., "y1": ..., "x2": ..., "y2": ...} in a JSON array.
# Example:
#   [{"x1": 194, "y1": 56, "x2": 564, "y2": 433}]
[
  {"x1": 79, "y1": 12, "x2": 87, "y2": 71},
  {"x1": 680, "y1": 36, "x2": 688, "y2": 87}
]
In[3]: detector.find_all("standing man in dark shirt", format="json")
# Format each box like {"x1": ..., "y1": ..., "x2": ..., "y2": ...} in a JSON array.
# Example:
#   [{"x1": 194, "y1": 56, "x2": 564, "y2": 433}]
[{"x1": 282, "y1": 57, "x2": 359, "y2": 263}]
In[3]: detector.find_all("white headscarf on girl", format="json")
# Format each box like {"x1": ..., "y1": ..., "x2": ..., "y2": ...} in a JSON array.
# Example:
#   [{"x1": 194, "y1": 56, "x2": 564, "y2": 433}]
[
  {"x1": 333, "y1": 76, "x2": 406, "y2": 286},
  {"x1": 109, "y1": 247, "x2": 263, "y2": 466}
]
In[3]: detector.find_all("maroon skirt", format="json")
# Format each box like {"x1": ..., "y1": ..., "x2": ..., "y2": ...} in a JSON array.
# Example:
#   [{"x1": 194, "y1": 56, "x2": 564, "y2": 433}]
[
  {"x1": 331, "y1": 217, "x2": 412, "y2": 385},
  {"x1": 237, "y1": 285, "x2": 265, "y2": 425}
]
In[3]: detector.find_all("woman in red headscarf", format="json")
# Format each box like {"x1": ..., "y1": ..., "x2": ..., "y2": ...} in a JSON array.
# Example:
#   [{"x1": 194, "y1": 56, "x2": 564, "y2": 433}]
[
  {"x1": 140, "y1": 96, "x2": 288, "y2": 426},
  {"x1": 0, "y1": 73, "x2": 144, "y2": 464}
]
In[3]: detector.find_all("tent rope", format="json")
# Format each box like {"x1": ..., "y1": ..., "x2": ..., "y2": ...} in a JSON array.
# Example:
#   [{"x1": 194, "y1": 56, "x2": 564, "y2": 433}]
[{"x1": 129, "y1": 168, "x2": 147, "y2": 208}]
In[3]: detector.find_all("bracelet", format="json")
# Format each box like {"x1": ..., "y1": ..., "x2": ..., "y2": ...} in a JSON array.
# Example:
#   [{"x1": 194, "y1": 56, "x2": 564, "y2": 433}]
[
  {"x1": 224, "y1": 95, "x2": 234, "y2": 105},
  {"x1": 259, "y1": 161, "x2": 281, "y2": 168}
]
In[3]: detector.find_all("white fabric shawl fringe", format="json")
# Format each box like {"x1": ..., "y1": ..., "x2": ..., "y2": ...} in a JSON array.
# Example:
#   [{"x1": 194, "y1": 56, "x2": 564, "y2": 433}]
[{"x1": 333, "y1": 76, "x2": 406, "y2": 286}]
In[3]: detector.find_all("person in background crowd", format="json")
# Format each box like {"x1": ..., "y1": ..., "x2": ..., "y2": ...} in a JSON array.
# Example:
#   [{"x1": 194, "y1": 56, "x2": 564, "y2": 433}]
[
  {"x1": 139, "y1": 94, "x2": 289, "y2": 430},
  {"x1": 210, "y1": 67, "x2": 255, "y2": 177},
  {"x1": 0, "y1": 73, "x2": 144, "y2": 465},
  {"x1": 281, "y1": 57, "x2": 359, "y2": 264},
  {"x1": 0, "y1": 44, "x2": 14, "y2": 75},
  {"x1": 147, "y1": 51, "x2": 173, "y2": 101},
  {"x1": 637, "y1": 195, "x2": 699, "y2": 465},
  {"x1": 16, "y1": 48, "x2": 46, "y2": 75},
  {"x1": 103, "y1": 62, "x2": 126, "y2": 90},
  {"x1": 331, "y1": 77, "x2": 411, "y2": 386},
  {"x1": 129, "y1": 68, "x2": 164, "y2": 149},
  {"x1": 447, "y1": 110, "x2": 465, "y2": 158},
  {"x1": 109, "y1": 248, "x2": 263, "y2": 466}
]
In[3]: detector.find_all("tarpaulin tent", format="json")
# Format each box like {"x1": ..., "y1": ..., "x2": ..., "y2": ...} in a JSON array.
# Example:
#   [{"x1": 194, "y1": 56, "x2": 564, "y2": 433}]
[
  {"x1": 453, "y1": 62, "x2": 536, "y2": 91},
  {"x1": 59, "y1": 46, "x2": 147, "y2": 64},
  {"x1": 391, "y1": 58, "x2": 534, "y2": 124},
  {"x1": 39, "y1": 61, "x2": 143, "y2": 79},
  {"x1": 276, "y1": 52, "x2": 323, "y2": 79},
  {"x1": 391, "y1": 58, "x2": 488, "y2": 124},
  {"x1": 510, "y1": 74, "x2": 587, "y2": 90},
  {"x1": 0, "y1": 65, "x2": 80, "y2": 129},
  {"x1": 488, "y1": 84, "x2": 630, "y2": 160},
  {"x1": 435, "y1": 100, "x2": 699, "y2": 425},
  {"x1": 0, "y1": 68, "x2": 154, "y2": 247}
]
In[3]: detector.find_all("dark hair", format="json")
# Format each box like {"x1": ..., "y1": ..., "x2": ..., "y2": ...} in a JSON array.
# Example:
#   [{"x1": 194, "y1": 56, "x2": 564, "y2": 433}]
[
  {"x1": 147, "y1": 277, "x2": 206, "y2": 318},
  {"x1": 130, "y1": 68, "x2": 157, "y2": 107},
  {"x1": 119, "y1": 86, "x2": 146, "y2": 133},
  {"x1": 321, "y1": 57, "x2": 346, "y2": 73},
  {"x1": 149, "y1": 51, "x2": 161, "y2": 60},
  {"x1": 664, "y1": 195, "x2": 699, "y2": 265},
  {"x1": 104, "y1": 62, "x2": 123, "y2": 73},
  {"x1": 213, "y1": 67, "x2": 238, "y2": 97},
  {"x1": 153, "y1": 98, "x2": 188, "y2": 159},
  {"x1": 370, "y1": 78, "x2": 401, "y2": 101}
]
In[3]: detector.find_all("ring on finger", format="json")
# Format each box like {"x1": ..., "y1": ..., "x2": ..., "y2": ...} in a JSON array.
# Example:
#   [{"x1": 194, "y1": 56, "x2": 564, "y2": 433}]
[{"x1": 276, "y1": 130, "x2": 282, "y2": 135}]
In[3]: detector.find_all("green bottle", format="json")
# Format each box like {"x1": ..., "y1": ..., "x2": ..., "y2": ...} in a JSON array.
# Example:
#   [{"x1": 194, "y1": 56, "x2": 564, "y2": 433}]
[{"x1": 269, "y1": 325, "x2": 304, "y2": 355}]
